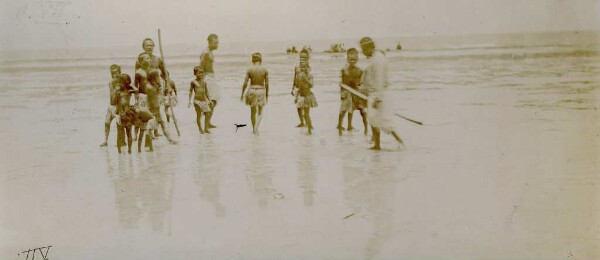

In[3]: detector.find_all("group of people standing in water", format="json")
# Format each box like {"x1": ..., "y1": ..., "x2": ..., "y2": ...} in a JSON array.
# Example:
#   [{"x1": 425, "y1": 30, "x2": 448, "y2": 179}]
[{"x1": 100, "y1": 34, "x2": 403, "y2": 153}]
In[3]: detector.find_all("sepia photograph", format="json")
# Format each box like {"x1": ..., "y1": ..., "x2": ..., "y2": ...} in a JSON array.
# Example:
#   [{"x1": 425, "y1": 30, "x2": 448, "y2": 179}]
[{"x1": 1, "y1": 0, "x2": 599, "y2": 259}]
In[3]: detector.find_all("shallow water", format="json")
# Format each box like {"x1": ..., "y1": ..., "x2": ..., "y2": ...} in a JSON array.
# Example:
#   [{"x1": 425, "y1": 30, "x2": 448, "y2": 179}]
[{"x1": 1, "y1": 33, "x2": 599, "y2": 259}]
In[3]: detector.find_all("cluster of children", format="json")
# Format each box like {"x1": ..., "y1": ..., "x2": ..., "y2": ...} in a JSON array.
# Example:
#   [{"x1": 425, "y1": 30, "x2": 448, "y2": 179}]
[
  {"x1": 101, "y1": 54, "x2": 179, "y2": 153},
  {"x1": 290, "y1": 48, "x2": 369, "y2": 136},
  {"x1": 102, "y1": 44, "x2": 381, "y2": 153}
]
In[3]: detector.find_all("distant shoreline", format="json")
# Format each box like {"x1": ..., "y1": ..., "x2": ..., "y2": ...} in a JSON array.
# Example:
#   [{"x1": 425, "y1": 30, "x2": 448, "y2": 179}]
[{"x1": 1, "y1": 30, "x2": 598, "y2": 62}]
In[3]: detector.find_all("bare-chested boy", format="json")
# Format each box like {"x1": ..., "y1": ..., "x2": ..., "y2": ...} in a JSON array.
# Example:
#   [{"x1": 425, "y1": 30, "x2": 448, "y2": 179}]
[
  {"x1": 296, "y1": 60, "x2": 317, "y2": 135},
  {"x1": 241, "y1": 53, "x2": 269, "y2": 135},
  {"x1": 199, "y1": 34, "x2": 220, "y2": 128},
  {"x1": 114, "y1": 74, "x2": 135, "y2": 153},
  {"x1": 147, "y1": 68, "x2": 177, "y2": 144},
  {"x1": 188, "y1": 66, "x2": 212, "y2": 134},
  {"x1": 119, "y1": 105, "x2": 156, "y2": 152},
  {"x1": 100, "y1": 64, "x2": 122, "y2": 147},
  {"x1": 291, "y1": 49, "x2": 311, "y2": 128},
  {"x1": 133, "y1": 54, "x2": 150, "y2": 140},
  {"x1": 163, "y1": 71, "x2": 177, "y2": 123},
  {"x1": 338, "y1": 48, "x2": 368, "y2": 136}
]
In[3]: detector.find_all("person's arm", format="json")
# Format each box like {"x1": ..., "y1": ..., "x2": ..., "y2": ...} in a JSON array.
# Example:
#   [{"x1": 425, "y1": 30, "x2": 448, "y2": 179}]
[
  {"x1": 171, "y1": 80, "x2": 177, "y2": 96},
  {"x1": 265, "y1": 71, "x2": 269, "y2": 102},
  {"x1": 291, "y1": 67, "x2": 297, "y2": 95},
  {"x1": 204, "y1": 82, "x2": 211, "y2": 105},
  {"x1": 159, "y1": 58, "x2": 166, "y2": 80},
  {"x1": 241, "y1": 69, "x2": 250, "y2": 101},
  {"x1": 188, "y1": 81, "x2": 194, "y2": 107}
]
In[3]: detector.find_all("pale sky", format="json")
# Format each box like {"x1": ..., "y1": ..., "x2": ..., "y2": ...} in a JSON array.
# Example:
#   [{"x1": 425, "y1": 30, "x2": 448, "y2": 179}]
[{"x1": 1, "y1": 0, "x2": 599, "y2": 51}]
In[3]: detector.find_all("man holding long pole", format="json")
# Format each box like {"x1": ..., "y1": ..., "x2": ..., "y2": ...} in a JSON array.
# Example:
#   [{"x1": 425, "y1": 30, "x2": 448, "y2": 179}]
[{"x1": 359, "y1": 37, "x2": 404, "y2": 150}]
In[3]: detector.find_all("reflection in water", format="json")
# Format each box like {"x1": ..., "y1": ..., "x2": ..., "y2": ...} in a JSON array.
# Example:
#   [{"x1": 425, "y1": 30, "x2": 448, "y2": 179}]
[
  {"x1": 342, "y1": 152, "x2": 397, "y2": 260},
  {"x1": 245, "y1": 137, "x2": 275, "y2": 209},
  {"x1": 193, "y1": 140, "x2": 226, "y2": 217},
  {"x1": 106, "y1": 151, "x2": 175, "y2": 232},
  {"x1": 297, "y1": 147, "x2": 316, "y2": 207}
]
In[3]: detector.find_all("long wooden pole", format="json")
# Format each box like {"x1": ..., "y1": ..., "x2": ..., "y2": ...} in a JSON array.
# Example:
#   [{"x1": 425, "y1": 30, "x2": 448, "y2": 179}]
[
  {"x1": 158, "y1": 28, "x2": 181, "y2": 136},
  {"x1": 339, "y1": 83, "x2": 423, "y2": 125}
]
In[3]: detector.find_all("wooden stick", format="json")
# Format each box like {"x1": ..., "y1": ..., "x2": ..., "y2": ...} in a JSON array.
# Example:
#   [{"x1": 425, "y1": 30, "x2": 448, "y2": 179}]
[
  {"x1": 158, "y1": 28, "x2": 181, "y2": 136},
  {"x1": 339, "y1": 83, "x2": 423, "y2": 125}
]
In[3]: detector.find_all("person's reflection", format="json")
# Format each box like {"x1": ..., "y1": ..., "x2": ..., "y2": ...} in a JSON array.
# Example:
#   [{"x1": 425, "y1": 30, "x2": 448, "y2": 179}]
[
  {"x1": 342, "y1": 152, "x2": 397, "y2": 260},
  {"x1": 297, "y1": 142, "x2": 316, "y2": 207},
  {"x1": 106, "y1": 150, "x2": 141, "y2": 229},
  {"x1": 245, "y1": 137, "x2": 274, "y2": 209},
  {"x1": 137, "y1": 151, "x2": 175, "y2": 232},
  {"x1": 193, "y1": 139, "x2": 226, "y2": 217}
]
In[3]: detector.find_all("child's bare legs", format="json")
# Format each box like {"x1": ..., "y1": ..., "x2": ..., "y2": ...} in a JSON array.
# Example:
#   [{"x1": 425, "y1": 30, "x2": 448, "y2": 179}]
[
  {"x1": 146, "y1": 130, "x2": 154, "y2": 151},
  {"x1": 303, "y1": 107, "x2": 313, "y2": 135},
  {"x1": 194, "y1": 105, "x2": 204, "y2": 133},
  {"x1": 296, "y1": 108, "x2": 305, "y2": 127},
  {"x1": 370, "y1": 126, "x2": 381, "y2": 150},
  {"x1": 125, "y1": 126, "x2": 132, "y2": 154},
  {"x1": 116, "y1": 125, "x2": 124, "y2": 153},
  {"x1": 165, "y1": 105, "x2": 171, "y2": 123},
  {"x1": 250, "y1": 107, "x2": 257, "y2": 134},
  {"x1": 204, "y1": 112, "x2": 211, "y2": 133},
  {"x1": 101, "y1": 113, "x2": 114, "y2": 147},
  {"x1": 256, "y1": 106, "x2": 263, "y2": 135},
  {"x1": 137, "y1": 129, "x2": 145, "y2": 152},
  {"x1": 359, "y1": 108, "x2": 368, "y2": 135},
  {"x1": 337, "y1": 112, "x2": 346, "y2": 135},
  {"x1": 207, "y1": 100, "x2": 217, "y2": 128},
  {"x1": 347, "y1": 112, "x2": 355, "y2": 131}
]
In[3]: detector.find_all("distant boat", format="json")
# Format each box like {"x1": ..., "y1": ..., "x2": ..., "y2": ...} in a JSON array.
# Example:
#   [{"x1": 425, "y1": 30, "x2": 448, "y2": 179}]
[
  {"x1": 325, "y1": 43, "x2": 346, "y2": 53},
  {"x1": 286, "y1": 46, "x2": 298, "y2": 54}
]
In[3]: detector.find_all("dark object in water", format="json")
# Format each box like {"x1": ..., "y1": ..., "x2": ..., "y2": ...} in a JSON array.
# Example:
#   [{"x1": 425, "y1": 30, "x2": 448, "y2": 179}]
[
  {"x1": 234, "y1": 123, "x2": 247, "y2": 132},
  {"x1": 396, "y1": 43, "x2": 402, "y2": 50},
  {"x1": 343, "y1": 212, "x2": 357, "y2": 219},
  {"x1": 325, "y1": 43, "x2": 346, "y2": 53}
]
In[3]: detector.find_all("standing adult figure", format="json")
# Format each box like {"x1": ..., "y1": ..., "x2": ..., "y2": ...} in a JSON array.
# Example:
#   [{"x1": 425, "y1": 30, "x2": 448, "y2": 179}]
[
  {"x1": 199, "y1": 33, "x2": 220, "y2": 128},
  {"x1": 359, "y1": 37, "x2": 403, "y2": 150}
]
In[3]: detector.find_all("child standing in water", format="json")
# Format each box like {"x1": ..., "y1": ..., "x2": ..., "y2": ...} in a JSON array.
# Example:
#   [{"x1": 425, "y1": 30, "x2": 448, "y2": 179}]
[
  {"x1": 296, "y1": 59, "x2": 317, "y2": 135},
  {"x1": 338, "y1": 48, "x2": 368, "y2": 136},
  {"x1": 241, "y1": 53, "x2": 269, "y2": 135},
  {"x1": 188, "y1": 66, "x2": 212, "y2": 134},
  {"x1": 114, "y1": 74, "x2": 136, "y2": 153},
  {"x1": 291, "y1": 49, "x2": 311, "y2": 128},
  {"x1": 100, "y1": 64, "x2": 122, "y2": 147}
]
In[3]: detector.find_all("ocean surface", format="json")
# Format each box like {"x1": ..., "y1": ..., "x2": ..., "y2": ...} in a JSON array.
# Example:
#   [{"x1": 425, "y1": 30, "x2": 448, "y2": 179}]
[{"x1": 1, "y1": 31, "x2": 599, "y2": 259}]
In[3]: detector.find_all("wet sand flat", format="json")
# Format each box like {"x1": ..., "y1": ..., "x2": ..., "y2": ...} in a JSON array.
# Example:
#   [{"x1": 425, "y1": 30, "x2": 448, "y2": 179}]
[{"x1": 1, "y1": 44, "x2": 599, "y2": 259}]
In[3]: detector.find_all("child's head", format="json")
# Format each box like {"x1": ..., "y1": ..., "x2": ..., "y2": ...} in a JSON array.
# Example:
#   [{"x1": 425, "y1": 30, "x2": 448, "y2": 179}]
[
  {"x1": 347, "y1": 48, "x2": 359, "y2": 66},
  {"x1": 120, "y1": 74, "x2": 132, "y2": 88},
  {"x1": 110, "y1": 64, "x2": 121, "y2": 78},
  {"x1": 193, "y1": 66, "x2": 204, "y2": 79},
  {"x1": 252, "y1": 52, "x2": 262, "y2": 64},
  {"x1": 299, "y1": 49, "x2": 309, "y2": 61},
  {"x1": 138, "y1": 53, "x2": 151, "y2": 67}
]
